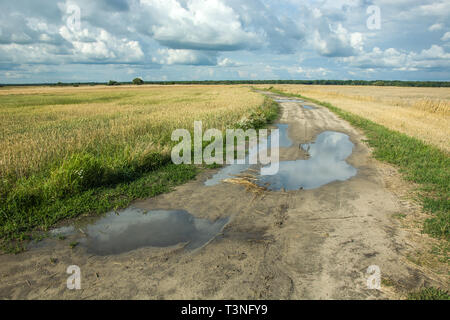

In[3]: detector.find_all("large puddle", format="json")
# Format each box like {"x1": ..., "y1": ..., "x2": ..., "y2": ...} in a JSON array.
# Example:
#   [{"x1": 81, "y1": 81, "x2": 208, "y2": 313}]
[
  {"x1": 257, "y1": 131, "x2": 357, "y2": 190},
  {"x1": 51, "y1": 208, "x2": 229, "y2": 255},
  {"x1": 205, "y1": 123, "x2": 357, "y2": 190},
  {"x1": 204, "y1": 123, "x2": 292, "y2": 186}
]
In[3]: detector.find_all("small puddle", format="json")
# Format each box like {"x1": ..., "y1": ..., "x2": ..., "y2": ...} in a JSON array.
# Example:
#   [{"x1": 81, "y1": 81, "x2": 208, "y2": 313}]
[
  {"x1": 274, "y1": 98, "x2": 315, "y2": 110},
  {"x1": 204, "y1": 123, "x2": 292, "y2": 186},
  {"x1": 257, "y1": 131, "x2": 357, "y2": 190},
  {"x1": 274, "y1": 98, "x2": 305, "y2": 103},
  {"x1": 51, "y1": 208, "x2": 229, "y2": 255}
]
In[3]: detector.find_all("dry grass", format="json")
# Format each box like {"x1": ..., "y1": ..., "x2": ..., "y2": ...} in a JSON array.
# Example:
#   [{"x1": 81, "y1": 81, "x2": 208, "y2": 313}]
[
  {"x1": 0, "y1": 85, "x2": 264, "y2": 180},
  {"x1": 258, "y1": 84, "x2": 450, "y2": 152}
]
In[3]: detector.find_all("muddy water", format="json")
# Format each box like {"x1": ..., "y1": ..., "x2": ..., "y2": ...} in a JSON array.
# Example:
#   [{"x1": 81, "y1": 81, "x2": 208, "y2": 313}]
[
  {"x1": 257, "y1": 131, "x2": 357, "y2": 190},
  {"x1": 204, "y1": 123, "x2": 292, "y2": 186},
  {"x1": 52, "y1": 208, "x2": 229, "y2": 255}
]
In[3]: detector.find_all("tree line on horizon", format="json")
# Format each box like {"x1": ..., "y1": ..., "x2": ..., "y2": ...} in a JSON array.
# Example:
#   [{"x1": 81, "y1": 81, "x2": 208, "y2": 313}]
[{"x1": 1, "y1": 79, "x2": 449, "y2": 87}]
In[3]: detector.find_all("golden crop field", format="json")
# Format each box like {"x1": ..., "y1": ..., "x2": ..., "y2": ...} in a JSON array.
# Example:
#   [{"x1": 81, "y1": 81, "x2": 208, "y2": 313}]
[
  {"x1": 261, "y1": 85, "x2": 450, "y2": 152},
  {"x1": 0, "y1": 85, "x2": 264, "y2": 180}
]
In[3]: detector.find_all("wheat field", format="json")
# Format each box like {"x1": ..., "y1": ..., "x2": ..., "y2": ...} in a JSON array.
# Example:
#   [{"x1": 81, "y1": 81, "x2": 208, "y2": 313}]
[
  {"x1": 260, "y1": 84, "x2": 450, "y2": 152},
  {"x1": 0, "y1": 85, "x2": 263, "y2": 180}
]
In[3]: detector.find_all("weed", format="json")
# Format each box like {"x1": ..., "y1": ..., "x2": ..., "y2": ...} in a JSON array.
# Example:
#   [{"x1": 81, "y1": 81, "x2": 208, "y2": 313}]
[{"x1": 407, "y1": 287, "x2": 449, "y2": 300}]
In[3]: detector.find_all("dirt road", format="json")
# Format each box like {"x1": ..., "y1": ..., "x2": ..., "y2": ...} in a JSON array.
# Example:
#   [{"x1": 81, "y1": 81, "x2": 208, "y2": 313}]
[{"x1": 0, "y1": 92, "x2": 446, "y2": 299}]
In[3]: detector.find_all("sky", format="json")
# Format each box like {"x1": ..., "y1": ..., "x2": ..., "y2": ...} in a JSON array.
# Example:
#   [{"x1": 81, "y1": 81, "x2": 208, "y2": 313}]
[{"x1": 0, "y1": 0, "x2": 449, "y2": 83}]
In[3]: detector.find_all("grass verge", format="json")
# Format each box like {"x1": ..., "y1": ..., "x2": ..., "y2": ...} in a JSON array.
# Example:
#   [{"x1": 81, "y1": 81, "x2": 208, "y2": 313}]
[
  {"x1": 0, "y1": 97, "x2": 279, "y2": 253},
  {"x1": 407, "y1": 287, "x2": 449, "y2": 300},
  {"x1": 267, "y1": 88, "x2": 449, "y2": 241}
]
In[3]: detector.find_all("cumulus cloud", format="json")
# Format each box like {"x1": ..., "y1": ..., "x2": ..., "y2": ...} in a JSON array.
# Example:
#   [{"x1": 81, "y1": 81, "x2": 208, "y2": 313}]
[
  {"x1": 342, "y1": 45, "x2": 450, "y2": 71},
  {"x1": 59, "y1": 25, "x2": 144, "y2": 63},
  {"x1": 0, "y1": 0, "x2": 144, "y2": 65},
  {"x1": 441, "y1": 32, "x2": 450, "y2": 41},
  {"x1": 0, "y1": 43, "x2": 68, "y2": 64},
  {"x1": 312, "y1": 24, "x2": 364, "y2": 57},
  {"x1": 217, "y1": 58, "x2": 241, "y2": 67},
  {"x1": 414, "y1": 1, "x2": 450, "y2": 17},
  {"x1": 287, "y1": 66, "x2": 329, "y2": 78},
  {"x1": 156, "y1": 49, "x2": 217, "y2": 65},
  {"x1": 429, "y1": 23, "x2": 444, "y2": 31},
  {"x1": 140, "y1": 0, "x2": 261, "y2": 51},
  {"x1": 0, "y1": 0, "x2": 449, "y2": 82}
]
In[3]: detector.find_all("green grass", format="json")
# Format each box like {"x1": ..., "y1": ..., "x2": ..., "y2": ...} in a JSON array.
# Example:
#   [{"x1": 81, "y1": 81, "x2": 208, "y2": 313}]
[
  {"x1": 268, "y1": 88, "x2": 449, "y2": 241},
  {"x1": 407, "y1": 287, "x2": 450, "y2": 300},
  {"x1": 69, "y1": 241, "x2": 79, "y2": 249},
  {"x1": 0, "y1": 97, "x2": 279, "y2": 252}
]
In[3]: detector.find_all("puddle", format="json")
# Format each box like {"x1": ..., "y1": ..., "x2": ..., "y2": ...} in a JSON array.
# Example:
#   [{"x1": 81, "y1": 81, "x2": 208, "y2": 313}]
[
  {"x1": 49, "y1": 226, "x2": 75, "y2": 237},
  {"x1": 274, "y1": 98, "x2": 304, "y2": 103},
  {"x1": 274, "y1": 98, "x2": 315, "y2": 109},
  {"x1": 204, "y1": 123, "x2": 292, "y2": 186},
  {"x1": 257, "y1": 131, "x2": 357, "y2": 190},
  {"x1": 52, "y1": 208, "x2": 229, "y2": 255},
  {"x1": 275, "y1": 124, "x2": 293, "y2": 147}
]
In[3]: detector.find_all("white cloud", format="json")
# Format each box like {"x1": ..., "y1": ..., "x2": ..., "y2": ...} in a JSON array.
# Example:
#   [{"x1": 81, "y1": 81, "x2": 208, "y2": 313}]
[
  {"x1": 157, "y1": 49, "x2": 217, "y2": 65},
  {"x1": 141, "y1": 0, "x2": 261, "y2": 51},
  {"x1": 59, "y1": 25, "x2": 144, "y2": 62},
  {"x1": 441, "y1": 32, "x2": 450, "y2": 41},
  {"x1": 285, "y1": 66, "x2": 329, "y2": 78},
  {"x1": 342, "y1": 44, "x2": 450, "y2": 71},
  {"x1": 417, "y1": 44, "x2": 450, "y2": 59},
  {"x1": 54, "y1": 0, "x2": 144, "y2": 63},
  {"x1": 26, "y1": 18, "x2": 50, "y2": 33},
  {"x1": 416, "y1": 1, "x2": 450, "y2": 16},
  {"x1": 217, "y1": 58, "x2": 240, "y2": 67},
  {"x1": 0, "y1": 43, "x2": 61, "y2": 64},
  {"x1": 428, "y1": 23, "x2": 443, "y2": 31},
  {"x1": 312, "y1": 24, "x2": 363, "y2": 57}
]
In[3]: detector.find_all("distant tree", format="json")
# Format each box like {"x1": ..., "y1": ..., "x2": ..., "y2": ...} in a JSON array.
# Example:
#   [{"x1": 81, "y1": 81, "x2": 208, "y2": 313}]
[
  {"x1": 108, "y1": 80, "x2": 119, "y2": 86},
  {"x1": 132, "y1": 77, "x2": 144, "y2": 85}
]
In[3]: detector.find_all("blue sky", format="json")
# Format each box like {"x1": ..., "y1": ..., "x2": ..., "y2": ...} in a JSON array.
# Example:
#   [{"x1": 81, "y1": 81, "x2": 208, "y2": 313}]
[{"x1": 1, "y1": 0, "x2": 449, "y2": 83}]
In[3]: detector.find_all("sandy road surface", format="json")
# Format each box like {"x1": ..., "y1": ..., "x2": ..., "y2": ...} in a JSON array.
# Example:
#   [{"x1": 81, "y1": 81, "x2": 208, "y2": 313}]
[{"x1": 0, "y1": 92, "x2": 445, "y2": 299}]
